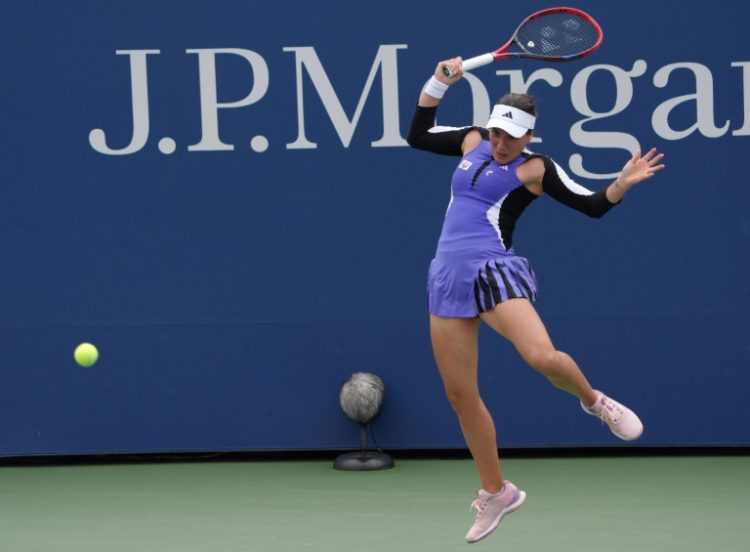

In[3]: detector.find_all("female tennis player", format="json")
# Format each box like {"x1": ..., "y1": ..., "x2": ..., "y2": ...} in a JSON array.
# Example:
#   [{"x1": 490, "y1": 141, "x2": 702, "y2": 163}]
[{"x1": 407, "y1": 57, "x2": 665, "y2": 544}]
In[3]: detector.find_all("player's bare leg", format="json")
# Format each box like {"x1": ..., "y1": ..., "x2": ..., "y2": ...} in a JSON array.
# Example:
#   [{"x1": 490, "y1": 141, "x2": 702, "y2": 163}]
[
  {"x1": 430, "y1": 314, "x2": 504, "y2": 493},
  {"x1": 481, "y1": 298, "x2": 643, "y2": 440}
]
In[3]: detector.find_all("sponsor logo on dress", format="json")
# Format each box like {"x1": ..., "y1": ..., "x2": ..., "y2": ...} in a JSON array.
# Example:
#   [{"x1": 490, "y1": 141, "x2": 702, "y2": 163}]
[{"x1": 459, "y1": 160, "x2": 473, "y2": 170}]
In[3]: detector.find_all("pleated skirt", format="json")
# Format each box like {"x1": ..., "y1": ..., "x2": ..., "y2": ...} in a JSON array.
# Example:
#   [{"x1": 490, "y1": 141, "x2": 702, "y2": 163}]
[{"x1": 428, "y1": 254, "x2": 538, "y2": 318}]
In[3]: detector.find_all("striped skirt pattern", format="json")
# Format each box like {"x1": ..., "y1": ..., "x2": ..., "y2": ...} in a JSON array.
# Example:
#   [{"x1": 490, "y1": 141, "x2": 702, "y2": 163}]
[
  {"x1": 472, "y1": 256, "x2": 537, "y2": 313},
  {"x1": 428, "y1": 254, "x2": 538, "y2": 317}
]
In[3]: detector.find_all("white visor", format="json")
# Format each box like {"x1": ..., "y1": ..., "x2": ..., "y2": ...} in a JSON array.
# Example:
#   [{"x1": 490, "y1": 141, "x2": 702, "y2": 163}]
[{"x1": 485, "y1": 105, "x2": 536, "y2": 138}]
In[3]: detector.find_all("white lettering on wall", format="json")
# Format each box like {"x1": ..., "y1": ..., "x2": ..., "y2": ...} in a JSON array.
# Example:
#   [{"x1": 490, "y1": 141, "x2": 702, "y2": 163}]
[
  {"x1": 88, "y1": 49, "x2": 160, "y2": 155},
  {"x1": 283, "y1": 44, "x2": 408, "y2": 149},
  {"x1": 731, "y1": 62, "x2": 750, "y2": 136},
  {"x1": 87, "y1": 47, "x2": 749, "y2": 179},
  {"x1": 569, "y1": 60, "x2": 647, "y2": 179},
  {"x1": 186, "y1": 48, "x2": 270, "y2": 152},
  {"x1": 652, "y1": 62, "x2": 729, "y2": 140}
]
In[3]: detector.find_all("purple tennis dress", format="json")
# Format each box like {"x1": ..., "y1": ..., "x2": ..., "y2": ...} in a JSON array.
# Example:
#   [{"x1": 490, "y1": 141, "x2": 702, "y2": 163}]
[{"x1": 428, "y1": 141, "x2": 538, "y2": 317}]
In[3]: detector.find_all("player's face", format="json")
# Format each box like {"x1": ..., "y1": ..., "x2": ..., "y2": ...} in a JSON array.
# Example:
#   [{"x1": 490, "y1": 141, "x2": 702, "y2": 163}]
[{"x1": 489, "y1": 128, "x2": 532, "y2": 165}]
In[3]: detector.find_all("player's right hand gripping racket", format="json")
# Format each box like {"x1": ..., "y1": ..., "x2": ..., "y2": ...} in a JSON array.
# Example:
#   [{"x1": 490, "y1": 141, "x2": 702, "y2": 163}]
[{"x1": 443, "y1": 7, "x2": 603, "y2": 77}]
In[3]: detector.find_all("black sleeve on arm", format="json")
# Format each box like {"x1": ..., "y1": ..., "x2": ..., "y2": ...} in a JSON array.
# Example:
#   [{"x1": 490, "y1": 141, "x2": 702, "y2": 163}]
[
  {"x1": 406, "y1": 104, "x2": 485, "y2": 156},
  {"x1": 536, "y1": 154, "x2": 618, "y2": 219}
]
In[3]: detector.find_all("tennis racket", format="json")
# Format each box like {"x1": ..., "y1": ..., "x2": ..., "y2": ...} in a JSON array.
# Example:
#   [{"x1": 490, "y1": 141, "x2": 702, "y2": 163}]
[{"x1": 443, "y1": 7, "x2": 603, "y2": 77}]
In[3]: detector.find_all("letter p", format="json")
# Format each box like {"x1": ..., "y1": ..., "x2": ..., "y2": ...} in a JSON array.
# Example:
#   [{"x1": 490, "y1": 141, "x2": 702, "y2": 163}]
[{"x1": 187, "y1": 48, "x2": 269, "y2": 151}]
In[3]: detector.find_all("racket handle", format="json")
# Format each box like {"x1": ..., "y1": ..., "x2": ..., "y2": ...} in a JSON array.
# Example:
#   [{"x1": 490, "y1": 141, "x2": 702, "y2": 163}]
[{"x1": 442, "y1": 53, "x2": 495, "y2": 77}]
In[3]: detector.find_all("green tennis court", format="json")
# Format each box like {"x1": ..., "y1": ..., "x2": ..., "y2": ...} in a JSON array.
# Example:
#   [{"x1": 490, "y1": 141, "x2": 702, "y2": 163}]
[{"x1": 1, "y1": 455, "x2": 747, "y2": 551}]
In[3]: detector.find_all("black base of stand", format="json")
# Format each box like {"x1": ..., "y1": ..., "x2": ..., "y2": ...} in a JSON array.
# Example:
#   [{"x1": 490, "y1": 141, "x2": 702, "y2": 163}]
[{"x1": 333, "y1": 450, "x2": 395, "y2": 471}]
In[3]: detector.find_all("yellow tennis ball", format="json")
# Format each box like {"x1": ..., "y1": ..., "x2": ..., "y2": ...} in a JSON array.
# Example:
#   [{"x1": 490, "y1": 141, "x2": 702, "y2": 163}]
[{"x1": 74, "y1": 343, "x2": 99, "y2": 367}]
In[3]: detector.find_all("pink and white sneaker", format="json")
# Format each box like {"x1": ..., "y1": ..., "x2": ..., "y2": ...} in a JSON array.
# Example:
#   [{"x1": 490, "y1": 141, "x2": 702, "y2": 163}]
[
  {"x1": 581, "y1": 391, "x2": 644, "y2": 440},
  {"x1": 464, "y1": 481, "x2": 526, "y2": 544}
]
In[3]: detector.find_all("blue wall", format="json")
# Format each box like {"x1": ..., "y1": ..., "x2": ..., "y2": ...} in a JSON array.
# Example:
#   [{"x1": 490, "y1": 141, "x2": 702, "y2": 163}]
[{"x1": 1, "y1": 0, "x2": 748, "y2": 455}]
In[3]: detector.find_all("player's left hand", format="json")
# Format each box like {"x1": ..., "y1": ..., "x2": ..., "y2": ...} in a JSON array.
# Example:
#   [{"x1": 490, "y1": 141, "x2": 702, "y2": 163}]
[{"x1": 617, "y1": 148, "x2": 666, "y2": 189}]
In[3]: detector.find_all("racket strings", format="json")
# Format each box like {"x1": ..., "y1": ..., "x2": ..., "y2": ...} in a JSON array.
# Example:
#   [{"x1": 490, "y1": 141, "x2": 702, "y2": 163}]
[{"x1": 516, "y1": 13, "x2": 600, "y2": 57}]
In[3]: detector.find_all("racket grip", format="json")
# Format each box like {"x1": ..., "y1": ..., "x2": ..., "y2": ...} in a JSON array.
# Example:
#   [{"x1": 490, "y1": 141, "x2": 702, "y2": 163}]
[
  {"x1": 462, "y1": 53, "x2": 496, "y2": 72},
  {"x1": 443, "y1": 53, "x2": 495, "y2": 77}
]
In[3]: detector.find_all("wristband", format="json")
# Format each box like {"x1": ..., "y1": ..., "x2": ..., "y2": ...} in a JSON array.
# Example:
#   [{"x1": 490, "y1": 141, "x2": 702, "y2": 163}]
[{"x1": 423, "y1": 76, "x2": 449, "y2": 99}]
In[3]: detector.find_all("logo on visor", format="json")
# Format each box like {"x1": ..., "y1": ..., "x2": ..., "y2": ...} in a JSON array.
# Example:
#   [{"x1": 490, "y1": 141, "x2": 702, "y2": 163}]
[{"x1": 501, "y1": 111, "x2": 513, "y2": 119}]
